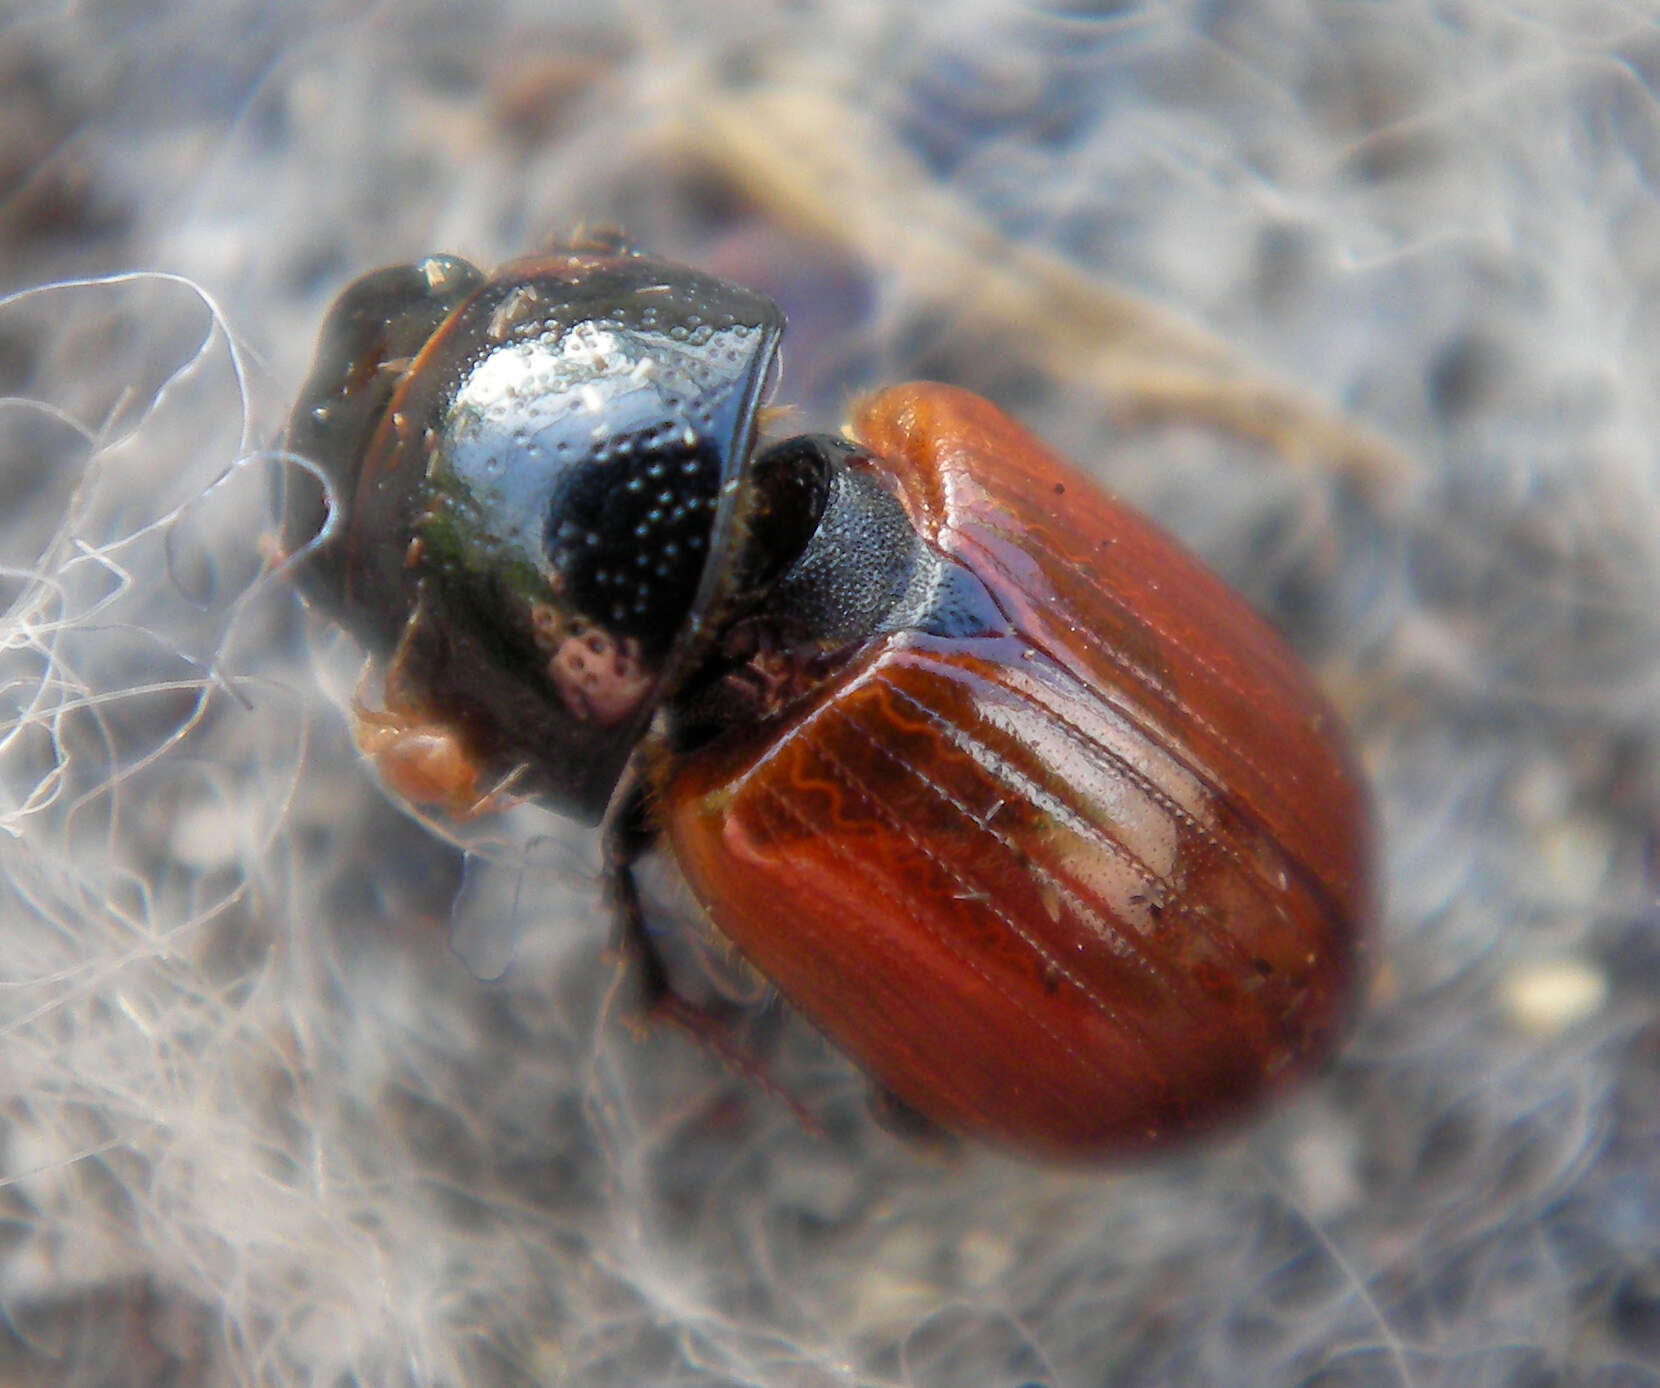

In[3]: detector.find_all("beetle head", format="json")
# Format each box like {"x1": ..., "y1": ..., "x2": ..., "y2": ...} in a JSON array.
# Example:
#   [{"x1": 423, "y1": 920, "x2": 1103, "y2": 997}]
[{"x1": 283, "y1": 248, "x2": 785, "y2": 820}]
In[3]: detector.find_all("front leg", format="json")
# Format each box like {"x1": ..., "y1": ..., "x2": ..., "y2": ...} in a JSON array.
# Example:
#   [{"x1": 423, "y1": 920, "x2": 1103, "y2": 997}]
[
  {"x1": 348, "y1": 601, "x2": 520, "y2": 821},
  {"x1": 600, "y1": 768, "x2": 676, "y2": 1009},
  {"x1": 350, "y1": 665, "x2": 513, "y2": 821}
]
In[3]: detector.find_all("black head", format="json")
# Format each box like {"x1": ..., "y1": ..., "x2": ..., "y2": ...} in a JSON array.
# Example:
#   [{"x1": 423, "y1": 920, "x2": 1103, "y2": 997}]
[{"x1": 282, "y1": 245, "x2": 784, "y2": 819}]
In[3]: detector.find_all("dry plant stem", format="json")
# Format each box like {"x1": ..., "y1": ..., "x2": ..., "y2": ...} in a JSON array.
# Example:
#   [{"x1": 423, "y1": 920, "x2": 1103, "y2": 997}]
[{"x1": 677, "y1": 82, "x2": 1416, "y2": 501}]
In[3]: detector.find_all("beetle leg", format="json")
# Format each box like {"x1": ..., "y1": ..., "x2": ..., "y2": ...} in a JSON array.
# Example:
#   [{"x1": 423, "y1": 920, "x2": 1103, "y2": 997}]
[
  {"x1": 601, "y1": 769, "x2": 823, "y2": 1136},
  {"x1": 865, "y1": 1086, "x2": 955, "y2": 1154},
  {"x1": 599, "y1": 774, "x2": 673, "y2": 1004},
  {"x1": 350, "y1": 604, "x2": 524, "y2": 820}
]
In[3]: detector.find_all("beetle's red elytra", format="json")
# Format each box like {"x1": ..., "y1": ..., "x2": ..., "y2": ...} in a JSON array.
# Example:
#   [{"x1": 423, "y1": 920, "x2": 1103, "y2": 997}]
[
  {"x1": 283, "y1": 240, "x2": 1372, "y2": 1160},
  {"x1": 664, "y1": 384, "x2": 1370, "y2": 1157}
]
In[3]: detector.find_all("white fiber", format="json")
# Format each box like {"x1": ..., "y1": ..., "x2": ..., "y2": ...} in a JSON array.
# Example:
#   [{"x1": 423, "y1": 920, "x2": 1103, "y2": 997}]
[{"x1": 2, "y1": 2, "x2": 1656, "y2": 1384}]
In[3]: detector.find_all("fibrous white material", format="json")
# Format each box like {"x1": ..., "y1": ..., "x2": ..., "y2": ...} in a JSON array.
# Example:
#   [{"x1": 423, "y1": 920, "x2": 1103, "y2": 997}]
[{"x1": 2, "y1": 3, "x2": 1656, "y2": 1384}]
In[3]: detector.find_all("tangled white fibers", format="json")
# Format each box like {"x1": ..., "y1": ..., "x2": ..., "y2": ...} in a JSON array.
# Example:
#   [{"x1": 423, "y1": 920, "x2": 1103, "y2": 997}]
[{"x1": 1, "y1": 2, "x2": 1656, "y2": 1384}]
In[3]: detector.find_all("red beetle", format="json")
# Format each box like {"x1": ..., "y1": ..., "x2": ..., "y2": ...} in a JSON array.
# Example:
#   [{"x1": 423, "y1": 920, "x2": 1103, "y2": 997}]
[{"x1": 282, "y1": 240, "x2": 1371, "y2": 1160}]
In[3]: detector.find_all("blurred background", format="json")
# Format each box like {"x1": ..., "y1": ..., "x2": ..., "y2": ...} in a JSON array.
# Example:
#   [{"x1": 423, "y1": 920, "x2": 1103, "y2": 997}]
[{"x1": 2, "y1": 2, "x2": 1658, "y2": 1384}]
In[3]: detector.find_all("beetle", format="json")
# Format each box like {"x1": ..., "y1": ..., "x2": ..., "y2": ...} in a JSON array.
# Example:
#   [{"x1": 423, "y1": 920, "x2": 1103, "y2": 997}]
[{"x1": 280, "y1": 236, "x2": 1372, "y2": 1160}]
